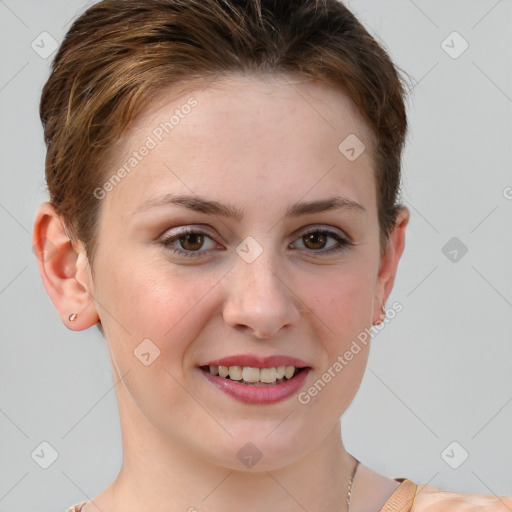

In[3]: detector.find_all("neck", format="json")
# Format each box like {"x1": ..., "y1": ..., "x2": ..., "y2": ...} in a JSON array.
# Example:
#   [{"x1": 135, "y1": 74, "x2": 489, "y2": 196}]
[{"x1": 97, "y1": 384, "x2": 358, "y2": 512}]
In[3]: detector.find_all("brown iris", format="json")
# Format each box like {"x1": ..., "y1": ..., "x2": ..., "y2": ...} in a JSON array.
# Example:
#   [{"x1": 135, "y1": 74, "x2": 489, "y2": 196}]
[
  {"x1": 302, "y1": 232, "x2": 327, "y2": 250},
  {"x1": 180, "y1": 233, "x2": 204, "y2": 251}
]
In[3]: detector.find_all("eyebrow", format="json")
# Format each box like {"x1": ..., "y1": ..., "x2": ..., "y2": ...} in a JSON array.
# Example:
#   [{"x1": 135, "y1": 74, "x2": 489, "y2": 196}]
[{"x1": 132, "y1": 193, "x2": 366, "y2": 220}]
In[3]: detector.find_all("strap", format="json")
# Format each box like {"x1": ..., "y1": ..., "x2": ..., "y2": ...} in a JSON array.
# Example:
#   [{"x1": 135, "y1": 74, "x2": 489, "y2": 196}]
[{"x1": 379, "y1": 479, "x2": 418, "y2": 512}]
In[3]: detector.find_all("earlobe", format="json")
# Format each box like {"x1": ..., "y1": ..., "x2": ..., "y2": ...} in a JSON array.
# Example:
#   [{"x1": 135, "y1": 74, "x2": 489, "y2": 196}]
[
  {"x1": 371, "y1": 206, "x2": 410, "y2": 325},
  {"x1": 32, "y1": 202, "x2": 99, "y2": 331},
  {"x1": 372, "y1": 301, "x2": 386, "y2": 326}
]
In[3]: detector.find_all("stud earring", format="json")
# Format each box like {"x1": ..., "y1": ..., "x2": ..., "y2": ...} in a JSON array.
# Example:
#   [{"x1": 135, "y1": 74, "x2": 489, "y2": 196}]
[
  {"x1": 69, "y1": 313, "x2": 78, "y2": 322},
  {"x1": 373, "y1": 302, "x2": 386, "y2": 326}
]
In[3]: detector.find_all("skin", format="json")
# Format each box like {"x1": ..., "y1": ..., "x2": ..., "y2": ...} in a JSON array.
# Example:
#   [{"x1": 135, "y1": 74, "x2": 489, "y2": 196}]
[{"x1": 33, "y1": 73, "x2": 409, "y2": 512}]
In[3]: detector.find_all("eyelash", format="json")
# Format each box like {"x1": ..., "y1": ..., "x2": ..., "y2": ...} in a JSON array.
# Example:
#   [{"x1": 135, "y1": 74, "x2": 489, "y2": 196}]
[{"x1": 160, "y1": 227, "x2": 353, "y2": 258}]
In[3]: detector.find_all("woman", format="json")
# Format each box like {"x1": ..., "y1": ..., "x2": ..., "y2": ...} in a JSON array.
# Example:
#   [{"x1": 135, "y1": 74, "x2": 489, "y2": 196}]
[{"x1": 32, "y1": 0, "x2": 512, "y2": 510}]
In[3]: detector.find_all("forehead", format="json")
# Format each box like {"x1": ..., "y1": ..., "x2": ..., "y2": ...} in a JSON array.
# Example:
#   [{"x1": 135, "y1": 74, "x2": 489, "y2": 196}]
[
  {"x1": 135, "y1": 73, "x2": 373, "y2": 144},
  {"x1": 100, "y1": 74, "x2": 376, "y2": 224}
]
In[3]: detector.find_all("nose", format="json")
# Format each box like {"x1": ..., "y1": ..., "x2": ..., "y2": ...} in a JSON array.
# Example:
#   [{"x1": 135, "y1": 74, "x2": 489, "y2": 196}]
[{"x1": 222, "y1": 253, "x2": 301, "y2": 339}]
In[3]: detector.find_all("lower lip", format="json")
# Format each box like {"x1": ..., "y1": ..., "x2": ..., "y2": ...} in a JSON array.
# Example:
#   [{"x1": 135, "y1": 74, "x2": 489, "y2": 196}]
[{"x1": 199, "y1": 368, "x2": 311, "y2": 404}]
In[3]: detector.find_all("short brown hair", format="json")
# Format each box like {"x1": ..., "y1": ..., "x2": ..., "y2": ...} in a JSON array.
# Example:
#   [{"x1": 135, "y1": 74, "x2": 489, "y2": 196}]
[{"x1": 40, "y1": 0, "x2": 410, "y2": 267}]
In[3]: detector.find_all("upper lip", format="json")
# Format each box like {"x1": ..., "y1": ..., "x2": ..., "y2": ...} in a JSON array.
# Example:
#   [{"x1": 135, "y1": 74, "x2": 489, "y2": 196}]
[{"x1": 201, "y1": 354, "x2": 311, "y2": 368}]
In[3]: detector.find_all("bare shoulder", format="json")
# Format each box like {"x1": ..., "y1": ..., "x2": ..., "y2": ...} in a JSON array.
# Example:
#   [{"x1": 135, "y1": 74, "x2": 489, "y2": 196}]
[{"x1": 413, "y1": 483, "x2": 512, "y2": 511}]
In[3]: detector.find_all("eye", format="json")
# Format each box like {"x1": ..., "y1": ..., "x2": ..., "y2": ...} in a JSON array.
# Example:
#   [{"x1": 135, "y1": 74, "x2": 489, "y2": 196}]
[
  {"x1": 160, "y1": 227, "x2": 220, "y2": 258},
  {"x1": 291, "y1": 228, "x2": 352, "y2": 255},
  {"x1": 160, "y1": 226, "x2": 353, "y2": 259}
]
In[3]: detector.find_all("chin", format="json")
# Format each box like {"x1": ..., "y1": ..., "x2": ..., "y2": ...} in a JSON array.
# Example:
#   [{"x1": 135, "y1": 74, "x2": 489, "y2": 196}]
[{"x1": 198, "y1": 427, "x2": 310, "y2": 472}]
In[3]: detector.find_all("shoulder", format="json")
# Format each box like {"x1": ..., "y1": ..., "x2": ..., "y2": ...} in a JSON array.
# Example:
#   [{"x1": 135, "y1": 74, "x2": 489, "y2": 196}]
[
  {"x1": 381, "y1": 480, "x2": 512, "y2": 511},
  {"x1": 65, "y1": 503, "x2": 87, "y2": 512},
  {"x1": 411, "y1": 483, "x2": 512, "y2": 511},
  {"x1": 379, "y1": 478, "x2": 417, "y2": 512}
]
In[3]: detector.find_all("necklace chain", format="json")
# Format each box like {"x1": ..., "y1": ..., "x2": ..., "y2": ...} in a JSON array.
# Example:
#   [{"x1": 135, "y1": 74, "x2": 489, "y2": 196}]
[
  {"x1": 346, "y1": 458, "x2": 360, "y2": 511},
  {"x1": 79, "y1": 459, "x2": 361, "y2": 512}
]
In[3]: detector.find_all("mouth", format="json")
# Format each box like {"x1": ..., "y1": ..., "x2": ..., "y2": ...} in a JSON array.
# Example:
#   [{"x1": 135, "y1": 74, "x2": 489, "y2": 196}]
[
  {"x1": 198, "y1": 354, "x2": 312, "y2": 404},
  {"x1": 199, "y1": 365, "x2": 308, "y2": 386}
]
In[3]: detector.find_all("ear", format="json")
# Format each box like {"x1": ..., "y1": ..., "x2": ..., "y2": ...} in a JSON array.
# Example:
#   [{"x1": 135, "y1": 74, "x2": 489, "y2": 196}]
[
  {"x1": 372, "y1": 206, "x2": 410, "y2": 324},
  {"x1": 32, "y1": 202, "x2": 100, "y2": 331}
]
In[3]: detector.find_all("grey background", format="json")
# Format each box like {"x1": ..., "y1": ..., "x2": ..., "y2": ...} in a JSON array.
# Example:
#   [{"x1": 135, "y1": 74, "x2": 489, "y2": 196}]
[{"x1": 1, "y1": 0, "x2": 511, "y2": 510}]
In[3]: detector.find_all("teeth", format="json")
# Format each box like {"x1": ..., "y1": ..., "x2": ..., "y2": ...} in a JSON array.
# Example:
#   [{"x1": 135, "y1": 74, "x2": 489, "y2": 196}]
[
  {"x1": 207, "y1": 365, "x2": 298, "y2": 384},
  {"x1": 242, "y1": 366, "x2": 260, "y2": 383},
  {"x1": 284, "y1": 366, "x2": 295, "y2": 379},
  {"x1": 228, "y1": 365, "x2": 242, "y2": 381},
  {"x1": 260, "y1": 367, "x2": 277, "y2": 383}
]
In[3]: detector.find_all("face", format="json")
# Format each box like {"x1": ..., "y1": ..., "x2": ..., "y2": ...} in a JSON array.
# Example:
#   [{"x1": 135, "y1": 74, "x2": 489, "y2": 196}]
[{"x1": 43, "y1": 74, "x2": 407, "y2": 471}]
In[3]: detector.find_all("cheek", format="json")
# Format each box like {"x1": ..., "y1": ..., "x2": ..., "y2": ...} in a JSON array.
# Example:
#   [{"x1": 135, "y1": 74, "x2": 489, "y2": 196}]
[
  {"x1": 99, "y1": 253, "x2": 168, "y2": 326},
  {"x1": 296, "y1": 266, "x2": 374, "y2": 418},
  {"x1": 92, "y1": 258, "x2": 213, "y2": 412},
  {"x1": 301, "y1": 260, "x2": 376, "y2": 345},
  {"x1": 95, "y1": 255, "x2": 223, "y2": 365}
]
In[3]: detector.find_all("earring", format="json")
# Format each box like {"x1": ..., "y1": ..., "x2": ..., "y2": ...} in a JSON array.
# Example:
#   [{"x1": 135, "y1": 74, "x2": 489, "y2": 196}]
[
  {"x1": 373, "y1": 302, "x2": 386, "y2": 326},
  {"x1": 69, "y1": 313, "x2": 78, "y2": 322}
]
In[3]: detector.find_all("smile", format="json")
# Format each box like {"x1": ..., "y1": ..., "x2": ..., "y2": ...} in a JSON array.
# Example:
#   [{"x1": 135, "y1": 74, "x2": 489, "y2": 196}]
[
  {"x1": 200, "y1": 365, "x2": 304, "y2": 385},
  {"x1": 199, "y1": 365, "x2": 311, "y2": 404}
]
